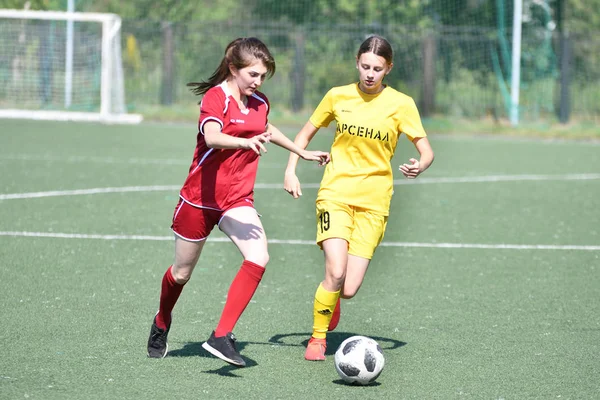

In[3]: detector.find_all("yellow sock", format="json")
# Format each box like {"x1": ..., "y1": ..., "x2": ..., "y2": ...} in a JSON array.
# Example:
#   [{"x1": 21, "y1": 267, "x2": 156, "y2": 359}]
[{"x1": 312, "y1": 283, "x2": 340, "y2": 339}]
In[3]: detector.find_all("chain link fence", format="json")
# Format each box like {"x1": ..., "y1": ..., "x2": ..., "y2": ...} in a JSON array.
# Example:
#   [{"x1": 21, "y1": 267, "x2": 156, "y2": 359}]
[{"x1": 120, "y1": 20, "x2": 598, "y2": 123}]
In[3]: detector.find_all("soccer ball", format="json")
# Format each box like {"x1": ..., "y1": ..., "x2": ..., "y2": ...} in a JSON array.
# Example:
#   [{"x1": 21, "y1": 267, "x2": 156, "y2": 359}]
[{"x1": 334, "y1": 335, "x2": 385, "y2": 385}]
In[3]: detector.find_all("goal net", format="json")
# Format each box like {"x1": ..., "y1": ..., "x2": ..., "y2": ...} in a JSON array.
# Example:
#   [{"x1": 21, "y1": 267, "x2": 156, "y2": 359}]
[{"x1": 0, "y1": 9, "x2": 142, "y2": 124}]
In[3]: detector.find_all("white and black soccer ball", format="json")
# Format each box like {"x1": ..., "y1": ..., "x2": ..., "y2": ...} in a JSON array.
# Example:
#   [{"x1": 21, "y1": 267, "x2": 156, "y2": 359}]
[{"x1": 334, "y1": 335, "x2": 385, "y2": 385}]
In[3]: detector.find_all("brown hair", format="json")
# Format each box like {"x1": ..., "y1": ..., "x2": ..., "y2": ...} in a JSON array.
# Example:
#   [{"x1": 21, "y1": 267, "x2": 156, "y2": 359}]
[
  {"x1": 187, "y1": 37, "x2": 276, "y2": 96},
  {"x1": 357, "y1": 35, "x2": 393, "y2": 65}
]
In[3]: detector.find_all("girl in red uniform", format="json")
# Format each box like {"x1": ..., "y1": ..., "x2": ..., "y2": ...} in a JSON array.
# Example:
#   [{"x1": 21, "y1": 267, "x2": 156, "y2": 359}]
[{"x1": 147, "y1": 37, "x2": 329, "y2": 366}]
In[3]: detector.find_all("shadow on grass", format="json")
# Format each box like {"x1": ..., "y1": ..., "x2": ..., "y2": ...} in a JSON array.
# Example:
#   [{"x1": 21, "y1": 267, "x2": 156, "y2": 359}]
[
  {"x1": 168, "y1": 340, "x2": 258, "y2": 376},
  {"x1": 268, "y1": 331, "x2": 407, "y2": 356},
  {"x1": 163, "y1": 331, "x2": 404, "y2": 377},
  {"x1": 332, "y1": 379, "x2": 382, "y2": 387}
]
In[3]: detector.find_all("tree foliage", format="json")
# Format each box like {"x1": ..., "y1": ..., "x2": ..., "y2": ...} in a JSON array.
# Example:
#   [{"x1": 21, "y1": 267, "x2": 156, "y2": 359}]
[
  {"x1": 567, "y1": 0, "x2": 600, "y2": 34},
  {"x1": 250, "y1": 0, "x2": 429, "y2": 26},
  {"x1": 1, "y1": 0, "x2": 597, "y2": 34},
  {"x1": 0, "y1": 0, "x2": 62, "y2": 10}
]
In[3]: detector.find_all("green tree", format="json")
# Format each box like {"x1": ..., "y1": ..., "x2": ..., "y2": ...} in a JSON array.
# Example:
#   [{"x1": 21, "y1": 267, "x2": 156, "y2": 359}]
[
  {"x1": 250, "y1": 0, "x2": 430, "y2": 26},
  {"x1": 79, "y1": 0, "x2": 245, "y2": 23},
  {"x1": 0, "y1": 0, "x2": 62, "y2": 9},
  {"x1": 567, "y1": 0, "x2": 600, "y2": 33}
]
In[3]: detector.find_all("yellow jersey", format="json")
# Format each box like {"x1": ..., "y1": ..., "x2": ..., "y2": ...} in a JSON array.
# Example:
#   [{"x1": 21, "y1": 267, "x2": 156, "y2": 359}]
[{"x1": 310, "y1": 83, "x2": 427, "y2": 215}]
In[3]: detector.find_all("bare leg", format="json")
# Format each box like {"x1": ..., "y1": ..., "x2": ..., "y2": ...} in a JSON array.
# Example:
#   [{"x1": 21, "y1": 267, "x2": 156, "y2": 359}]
[
  {"x1": 321, "y1": 238, "x2": 349, "y2": 292},
  {"x1": 172, "y1": 235, "x2": 206, "y2": 283},
  {"x1": 212, "y1": 206, "x2": 268, "y2": 334},
  {"x1": 340, "y1": 254, "x2": 370, "y2": 299}
]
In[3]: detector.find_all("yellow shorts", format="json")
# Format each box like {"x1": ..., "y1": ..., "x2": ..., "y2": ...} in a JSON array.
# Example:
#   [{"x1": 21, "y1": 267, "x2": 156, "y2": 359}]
[{"x1": 315, "y1": 199, "x2": 388, "y2": 260}]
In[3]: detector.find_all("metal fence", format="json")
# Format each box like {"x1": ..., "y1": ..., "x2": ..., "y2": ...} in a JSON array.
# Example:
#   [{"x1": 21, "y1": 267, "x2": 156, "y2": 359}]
[
  {"x1": 2, "y1": 16, "x2": 595, "y2": 123},
  {"x1": 120, "y1": 20, "x2": 599, "y2": 123}
]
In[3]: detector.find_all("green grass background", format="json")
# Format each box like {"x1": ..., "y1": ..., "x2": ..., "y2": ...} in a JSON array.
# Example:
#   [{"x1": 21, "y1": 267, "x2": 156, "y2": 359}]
[{"x1": 0, "y1": 119, "x2": 599, "y2": 399}]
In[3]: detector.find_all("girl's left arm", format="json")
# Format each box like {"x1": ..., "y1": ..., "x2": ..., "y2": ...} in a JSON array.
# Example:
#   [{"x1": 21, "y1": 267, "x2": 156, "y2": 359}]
[
  {"x1": 399, "y1": 137, "x2": 434, "y2": 179},
  {"x1": 266, "y1": 123, "x2": 329, "y2": 165},
  {"x1": 414, "y1": 137, "x2": 434, "y2": 172}
]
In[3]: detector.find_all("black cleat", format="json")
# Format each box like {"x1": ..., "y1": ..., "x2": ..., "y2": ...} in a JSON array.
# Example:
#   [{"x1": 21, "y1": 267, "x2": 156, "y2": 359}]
[
  {"x1": 202, "y1": 331, "x2": 246, "y2": 367},
  {"x1": 147, "y1": 317, "x2": 169, "y2": 358}
]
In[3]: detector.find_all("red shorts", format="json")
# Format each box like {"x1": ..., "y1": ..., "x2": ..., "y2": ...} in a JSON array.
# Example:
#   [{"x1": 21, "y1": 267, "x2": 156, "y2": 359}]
[{"x1": 171, "y1": 197, "x2": 254, "y2": 241}]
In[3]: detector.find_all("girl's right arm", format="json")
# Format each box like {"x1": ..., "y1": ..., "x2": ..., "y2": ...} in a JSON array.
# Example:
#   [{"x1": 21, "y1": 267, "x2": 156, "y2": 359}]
[
  {"x1": 284, "y1": 121, "x2": 321, "y2": 198},
  {"x1": 204, "y1": 121, "x2": 272, "y2": 155}
]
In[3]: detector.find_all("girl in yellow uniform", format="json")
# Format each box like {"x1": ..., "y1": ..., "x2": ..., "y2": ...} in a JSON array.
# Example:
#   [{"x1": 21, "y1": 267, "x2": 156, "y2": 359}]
[{"x1": 284, "y1": 35, "x2": 435, "y2": 361}]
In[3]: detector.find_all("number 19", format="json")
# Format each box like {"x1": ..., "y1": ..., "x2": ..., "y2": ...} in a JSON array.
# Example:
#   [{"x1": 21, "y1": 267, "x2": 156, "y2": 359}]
[{"x1": 319, "y1": 211, "x2": 330, "y2": 233}]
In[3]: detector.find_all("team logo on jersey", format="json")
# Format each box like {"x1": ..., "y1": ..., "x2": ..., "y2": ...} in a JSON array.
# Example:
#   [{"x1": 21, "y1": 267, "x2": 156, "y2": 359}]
[{"x1": 337, "y1": 123, "x2": 389, "y2": 141}]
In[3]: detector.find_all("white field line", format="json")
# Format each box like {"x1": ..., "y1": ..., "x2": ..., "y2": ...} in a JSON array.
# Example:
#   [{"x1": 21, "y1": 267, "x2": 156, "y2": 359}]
[
  {"x1": 0, "y1": 154, "x2": 190, "y2": 165},
  {"x1": 0, "y1": 186, "x2": 181, "y2": 200},
  {"x1": 0, "y1": 154, "x2": 285, "y2": 168},
  {"x1": 1, "y1": 231, "x2": 599, "y2": 251},
  {"x1": 1, "y1": 173, "x2": 600, "y2": 201},
  {"x1": 393, "y1": 173, "x2": 600, "y2": 185}
]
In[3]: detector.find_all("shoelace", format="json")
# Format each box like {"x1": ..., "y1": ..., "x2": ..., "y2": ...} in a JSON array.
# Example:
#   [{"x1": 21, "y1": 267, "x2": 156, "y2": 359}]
[
  {"x1": 226, "y1": 333, "x2": 238, "y2": 351},
  {"x1": 151, "y1": 327, "x2": 167, "y2": 347}
]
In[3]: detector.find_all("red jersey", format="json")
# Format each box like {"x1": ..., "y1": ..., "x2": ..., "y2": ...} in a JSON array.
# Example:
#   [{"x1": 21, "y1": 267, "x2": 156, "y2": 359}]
[{"x1": 179, "y1": 82, "x2": 270, "y2": 210}]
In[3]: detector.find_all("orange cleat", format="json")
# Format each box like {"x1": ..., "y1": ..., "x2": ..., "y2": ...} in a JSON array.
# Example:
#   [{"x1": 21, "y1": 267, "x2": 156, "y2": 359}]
[
  {"x1": 328, "y1": 298, "x2": 341, "y2": 332},
  {"x1": 304, "y1": 337, "x2": 327, "y2": 361}
]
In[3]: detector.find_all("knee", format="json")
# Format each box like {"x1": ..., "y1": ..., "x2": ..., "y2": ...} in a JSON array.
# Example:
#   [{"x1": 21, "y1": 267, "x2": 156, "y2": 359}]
[
  {"x1": 341, "y1": 283, "x2": 362, "y2": 299},
  {"x1": 171, "y1": 264, "x2": 193, "y2": 284},
  {"x1": 324, "y1": 269, "x2": 346, "y2": 287},
  {"x1": 246, "y1": 252, "x2": 269, "y2": 268}
]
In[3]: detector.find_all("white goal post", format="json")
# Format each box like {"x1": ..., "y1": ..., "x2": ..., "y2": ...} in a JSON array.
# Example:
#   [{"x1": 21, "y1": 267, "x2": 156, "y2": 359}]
[{"x1": 0, "y1": 9, "x2": 142, "y2": 124}]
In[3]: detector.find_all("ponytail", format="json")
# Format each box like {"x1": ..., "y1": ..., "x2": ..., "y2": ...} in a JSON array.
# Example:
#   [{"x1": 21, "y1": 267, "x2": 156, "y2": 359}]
[
  {"x1": 187, "y1": 38, "x2": 243, "y2": 96},
  {"x1": 187, "y1": 37, "x2": 275, "y2": 98}
]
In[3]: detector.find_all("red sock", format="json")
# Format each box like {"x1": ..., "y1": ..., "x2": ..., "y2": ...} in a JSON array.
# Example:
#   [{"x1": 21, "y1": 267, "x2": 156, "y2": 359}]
[
  {"x1": 155, "y1": 266, "x2": 185, "y2": 330},
  {"x1": 214, "y1": 260, "x2": 265, "y2": 337}
]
